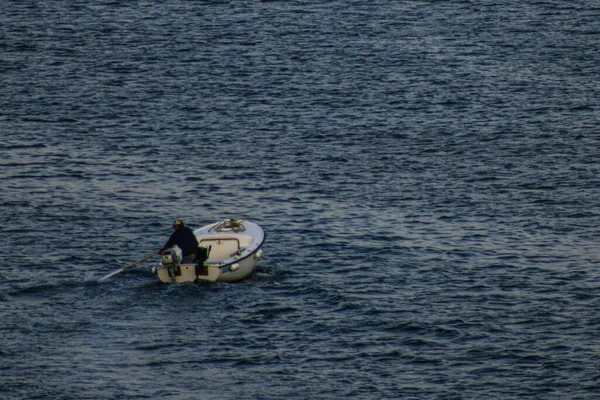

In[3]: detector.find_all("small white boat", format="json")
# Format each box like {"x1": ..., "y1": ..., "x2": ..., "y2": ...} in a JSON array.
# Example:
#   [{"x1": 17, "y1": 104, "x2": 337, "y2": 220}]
[{"x1": 153, "y1": 219, "x2": 265, "y2": 283}]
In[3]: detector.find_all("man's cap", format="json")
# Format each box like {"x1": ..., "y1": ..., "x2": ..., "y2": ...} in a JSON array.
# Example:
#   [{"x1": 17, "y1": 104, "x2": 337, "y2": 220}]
[{"x1": 173, "y1": 219, "x2": 184, "y2": 225}]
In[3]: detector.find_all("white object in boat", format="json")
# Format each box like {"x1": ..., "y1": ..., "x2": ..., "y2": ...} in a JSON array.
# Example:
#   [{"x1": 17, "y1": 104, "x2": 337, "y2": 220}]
[{"x1": 153, "y1": 218, "x2": 265, "y2": 283}]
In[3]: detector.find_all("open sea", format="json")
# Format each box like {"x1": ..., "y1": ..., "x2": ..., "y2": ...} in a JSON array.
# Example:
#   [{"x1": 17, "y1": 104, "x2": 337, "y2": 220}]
[{"x1": 1, "y1": 1, "x2": 599, "y2": 399}]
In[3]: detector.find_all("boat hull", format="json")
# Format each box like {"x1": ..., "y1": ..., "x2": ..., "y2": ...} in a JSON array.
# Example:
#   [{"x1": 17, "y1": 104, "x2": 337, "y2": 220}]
[{"x1": 154, "y1": 219, "x2": 265, "y2": 283}]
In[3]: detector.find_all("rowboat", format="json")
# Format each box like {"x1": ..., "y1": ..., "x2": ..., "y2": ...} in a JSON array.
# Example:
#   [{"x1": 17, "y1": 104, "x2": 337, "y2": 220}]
[{"x1": 152, "y1": 219, "x2": 265, "y2": 283}]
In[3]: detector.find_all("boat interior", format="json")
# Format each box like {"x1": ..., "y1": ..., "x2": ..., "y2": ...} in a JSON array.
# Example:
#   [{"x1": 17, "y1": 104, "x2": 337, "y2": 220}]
[{"x1": 199, "y1": 235, "x2": 256, "y2": 262}]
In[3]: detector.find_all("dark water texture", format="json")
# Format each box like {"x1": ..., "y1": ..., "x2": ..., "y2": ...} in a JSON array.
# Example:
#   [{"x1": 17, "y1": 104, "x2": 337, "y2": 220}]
[{"x1": 1, "y1": 1, "x2": 600, "y2": 399}]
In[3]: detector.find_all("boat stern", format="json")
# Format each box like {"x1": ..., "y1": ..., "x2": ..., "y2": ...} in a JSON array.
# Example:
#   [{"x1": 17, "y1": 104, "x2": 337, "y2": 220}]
[{"x1": 153, "y1": 262, "x2": 222, "y2": 283}]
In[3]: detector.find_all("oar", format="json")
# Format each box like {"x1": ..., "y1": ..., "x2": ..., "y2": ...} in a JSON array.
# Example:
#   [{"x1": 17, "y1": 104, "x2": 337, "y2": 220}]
[{"x1": 97, "y1": 251, "x2": 159, "y2": 282}]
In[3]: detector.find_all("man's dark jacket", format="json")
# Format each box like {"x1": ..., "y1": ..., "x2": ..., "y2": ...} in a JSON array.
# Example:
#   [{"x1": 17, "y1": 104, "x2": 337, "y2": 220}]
[{"x1": 164, "y1": 227, "x2": 199, "y2": 257}]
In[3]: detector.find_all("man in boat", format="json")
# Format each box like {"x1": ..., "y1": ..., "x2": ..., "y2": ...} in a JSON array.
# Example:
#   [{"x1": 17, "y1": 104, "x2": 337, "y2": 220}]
[{"x1": 159, "y1": 219, "x2": 200, "y2": 263}]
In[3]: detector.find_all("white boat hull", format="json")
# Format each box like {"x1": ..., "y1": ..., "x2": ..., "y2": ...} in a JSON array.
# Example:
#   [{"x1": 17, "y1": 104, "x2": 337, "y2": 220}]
[{"x1": 154, "y1": 219, "x2": 265, "y2": 283}]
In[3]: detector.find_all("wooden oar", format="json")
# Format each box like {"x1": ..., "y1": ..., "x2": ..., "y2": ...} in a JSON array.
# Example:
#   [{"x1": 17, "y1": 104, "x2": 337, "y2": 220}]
[{"x1": 97, "y1": 251, "x2": 159, "y2": 282}]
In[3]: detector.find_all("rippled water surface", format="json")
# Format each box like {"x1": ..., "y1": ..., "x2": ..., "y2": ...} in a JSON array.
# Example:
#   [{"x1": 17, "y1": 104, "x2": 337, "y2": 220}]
[{"x1": 1, "y1": 1, "x2": 600, "y2": 399}]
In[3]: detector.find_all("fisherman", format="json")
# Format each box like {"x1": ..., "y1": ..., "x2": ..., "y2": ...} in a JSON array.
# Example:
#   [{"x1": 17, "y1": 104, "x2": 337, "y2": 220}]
[{"x1": 159, "y1": 219, "x2": 200, "y2": 263}]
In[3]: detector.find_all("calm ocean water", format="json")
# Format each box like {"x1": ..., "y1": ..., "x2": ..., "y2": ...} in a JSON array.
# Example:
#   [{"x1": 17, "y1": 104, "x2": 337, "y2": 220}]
[{"x1": 1, "y1": 1, "x2": 599, "y2": 399}]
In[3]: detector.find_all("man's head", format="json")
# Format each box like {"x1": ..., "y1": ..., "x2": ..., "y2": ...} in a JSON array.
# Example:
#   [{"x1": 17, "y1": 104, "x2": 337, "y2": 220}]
[{"x1": 173, "y1": 219, "x2": 184, "y2": 230}]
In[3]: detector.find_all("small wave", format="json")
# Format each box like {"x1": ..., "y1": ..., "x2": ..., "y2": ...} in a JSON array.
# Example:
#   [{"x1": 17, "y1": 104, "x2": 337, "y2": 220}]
[
  {"x1": 0, "y1": 143, "x2": 47, "y2": 150},
  {"x1": 83, "y1": 271, "x2": 99, "y2": 283}
]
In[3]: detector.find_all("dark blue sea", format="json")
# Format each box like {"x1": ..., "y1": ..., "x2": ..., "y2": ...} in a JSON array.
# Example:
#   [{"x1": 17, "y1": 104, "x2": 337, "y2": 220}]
[{"x1": 1, "y1": 1, "x2": 599, "y2": 399}]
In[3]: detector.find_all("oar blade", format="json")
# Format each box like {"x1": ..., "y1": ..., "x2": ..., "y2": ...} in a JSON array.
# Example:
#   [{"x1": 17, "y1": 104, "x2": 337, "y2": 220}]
[
  {"x1": 97, "y1": 251, "x2": 159, "y2": 283},
  {"x1": 97, "y1": 268, "x2": 125, "y2": 282}
]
